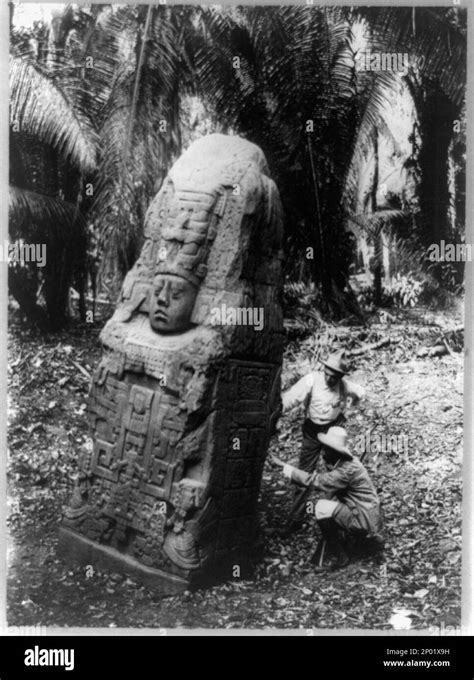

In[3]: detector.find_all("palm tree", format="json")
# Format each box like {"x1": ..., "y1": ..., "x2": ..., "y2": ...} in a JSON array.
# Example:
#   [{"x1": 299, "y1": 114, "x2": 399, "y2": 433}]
[
  {"x1": 10, "y1": 3, "x2": 191, "y2": 319},
  {"x1": 350, "y1": 6, "x2": 467, "y2": 290},
  {"x1": 189, "y1": 5, "x2": 363, "y2": 317},
  {"x1": 9, "y1": 49, "x2": 97, "y2": 329},
  {"x1": 46, "y1": 4, "x2": 192, "y2": 297},
  {"x1": 10, "y1": 4, "x2": 466, "y2": 328},
  {"x1": 191, "y1": 6, "x2": 466, "y2": 313}
]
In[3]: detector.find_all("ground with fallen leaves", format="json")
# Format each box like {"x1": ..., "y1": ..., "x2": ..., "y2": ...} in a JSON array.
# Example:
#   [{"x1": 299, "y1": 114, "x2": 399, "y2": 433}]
[{"x1": 7, "y1": 303, "x2": 463, "y2": 630}]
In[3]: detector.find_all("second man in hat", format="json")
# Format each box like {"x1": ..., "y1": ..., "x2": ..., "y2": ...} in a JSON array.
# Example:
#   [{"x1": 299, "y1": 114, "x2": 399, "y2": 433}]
[{"x1": 280, "y1": 350, "x2": 365, "y2": 533}]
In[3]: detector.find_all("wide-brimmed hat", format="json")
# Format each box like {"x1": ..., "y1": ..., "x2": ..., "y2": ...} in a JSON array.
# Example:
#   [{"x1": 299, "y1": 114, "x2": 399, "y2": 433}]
[
  {"x1": 320, "y1": 350, "x2": 349, "y2": 375},
  {"x1": 317, "y1": 426, "x2": 353, "y2": 460}
]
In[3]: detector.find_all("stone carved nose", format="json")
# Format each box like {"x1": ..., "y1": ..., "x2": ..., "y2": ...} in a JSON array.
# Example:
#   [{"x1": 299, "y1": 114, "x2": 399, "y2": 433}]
[{"x1": 157, "y1": 283, "x2": 170, "y2": 306}]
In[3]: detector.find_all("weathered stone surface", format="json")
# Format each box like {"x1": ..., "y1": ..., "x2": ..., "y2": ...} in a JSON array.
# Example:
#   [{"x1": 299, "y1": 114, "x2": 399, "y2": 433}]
[{"x1": 59, "y1": 134, "x2": 284, "y2": 590}]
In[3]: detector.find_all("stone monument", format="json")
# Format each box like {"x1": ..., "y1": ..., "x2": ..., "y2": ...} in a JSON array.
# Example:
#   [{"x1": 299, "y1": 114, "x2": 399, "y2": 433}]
[{"x1": 58, "y1": 134, "x2": 284, "y2": 592}]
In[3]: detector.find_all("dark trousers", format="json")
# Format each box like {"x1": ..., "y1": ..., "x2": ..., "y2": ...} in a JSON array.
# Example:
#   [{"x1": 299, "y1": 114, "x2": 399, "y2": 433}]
[{"x1": 286, "y1": 413, "x2": 346, "y2": 528}]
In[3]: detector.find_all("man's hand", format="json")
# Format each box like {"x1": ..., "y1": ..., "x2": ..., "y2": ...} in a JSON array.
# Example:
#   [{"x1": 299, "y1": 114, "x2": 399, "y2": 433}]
[
  {"x1": 274, "y1": 419, "x2": 283, "y2": 435},
  {"x1": 270, "y1": 454, "x2": 286, "y2": 468}
]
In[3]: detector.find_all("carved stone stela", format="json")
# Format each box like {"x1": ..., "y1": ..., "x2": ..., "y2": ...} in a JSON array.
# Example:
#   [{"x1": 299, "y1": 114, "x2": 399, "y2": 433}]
[{"x1": 58, "y1": 134, "x2": 284, "y2": 591}]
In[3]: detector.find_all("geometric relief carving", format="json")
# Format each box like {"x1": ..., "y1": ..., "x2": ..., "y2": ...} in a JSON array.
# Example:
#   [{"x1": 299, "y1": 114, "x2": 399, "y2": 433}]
[
  {"x1": 228, "y1": 361, "x2": 274, "y2": 427},
  {"x1": 91, "y1": 440, "x2": 116, "y2": 482},
  {"x1": 140, "y1": 459, "x2": 183, "y2": 500},
  {"x1": 60, "y1": 135, "x2": 284, "y2": 589}
]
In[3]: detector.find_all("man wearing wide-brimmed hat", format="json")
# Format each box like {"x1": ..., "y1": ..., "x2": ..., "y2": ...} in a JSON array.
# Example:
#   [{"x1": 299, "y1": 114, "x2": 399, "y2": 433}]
[
  {"x1": 272, "y1": 426, "x2": 383, "y2": 571},
  {"x1": 280, "y1": 350, "x2": 364, "y2": 533}
]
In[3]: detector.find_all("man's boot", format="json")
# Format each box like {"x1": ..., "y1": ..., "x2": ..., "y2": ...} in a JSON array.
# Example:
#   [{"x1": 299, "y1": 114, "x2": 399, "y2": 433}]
[{"x1": 313, "y1": 518, "x2": 349, "y2": 572}]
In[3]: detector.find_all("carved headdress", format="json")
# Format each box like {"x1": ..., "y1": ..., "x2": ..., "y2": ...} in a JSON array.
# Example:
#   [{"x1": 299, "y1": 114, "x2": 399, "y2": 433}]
[
  {"x1": 153, "y1": 191, "x2": 220, "y2": 288},
  {"x1": 106, "y1": 134, "x2": 282, "y2": 330}
]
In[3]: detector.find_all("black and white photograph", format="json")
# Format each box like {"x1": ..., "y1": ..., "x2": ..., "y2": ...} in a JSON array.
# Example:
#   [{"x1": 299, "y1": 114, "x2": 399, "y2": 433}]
[{"x1": 4, "y1": 0, "x2": 471, "y2": 641}]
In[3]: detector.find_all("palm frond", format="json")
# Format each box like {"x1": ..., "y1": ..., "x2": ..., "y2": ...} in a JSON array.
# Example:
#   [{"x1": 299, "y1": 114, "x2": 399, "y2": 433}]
[
  {"x1": 355, "y1": 7, "x2": 466, "y2": 107},
  {"x1": 343, "y1": 70, "x2": 404, "y2": 207},
  {"x1": 9, "y1": 55, "x2": 97, "y2": 172},
  {"x1": 9, "y1": 184, "x2": 85, "y2": 241},
  {"x1": 347, "y1": 207, "x2": 407, "y2": 239},
  {"x1": 84, "y1": 5, "x2": 187, "y2": 281}
]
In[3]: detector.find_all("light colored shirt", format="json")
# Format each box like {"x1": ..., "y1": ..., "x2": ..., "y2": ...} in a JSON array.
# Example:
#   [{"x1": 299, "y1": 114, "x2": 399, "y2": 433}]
[{"x1": 282, "y1": 371, "x2": 364, "y2": 425}]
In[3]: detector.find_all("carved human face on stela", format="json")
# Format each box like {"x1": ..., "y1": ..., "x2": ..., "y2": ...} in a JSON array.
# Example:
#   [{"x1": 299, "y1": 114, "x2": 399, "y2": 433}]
[{"x1": 149, "y1": 274, "x2": 198, "y2": 334}]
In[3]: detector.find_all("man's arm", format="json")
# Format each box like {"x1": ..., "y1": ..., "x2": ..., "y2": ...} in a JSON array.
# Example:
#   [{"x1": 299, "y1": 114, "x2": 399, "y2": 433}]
[
  {"x1": 311, "y1": 466, "x2": 353, "y2": 493},
  {"x1": 280, "y1": 462, "x2": 352, "y2": 493},
  {"x1": 281, "y1": 373, "x2": 313, "y2": 413}
]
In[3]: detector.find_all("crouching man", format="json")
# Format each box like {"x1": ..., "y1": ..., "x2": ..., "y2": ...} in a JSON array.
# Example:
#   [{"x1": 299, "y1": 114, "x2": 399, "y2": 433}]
[
  {"x1": 280, "y1": 351, "x2": 365, "y2": 533},
  {"x1": 271, "y1": 426, "x2": 383, "y2": 571}
]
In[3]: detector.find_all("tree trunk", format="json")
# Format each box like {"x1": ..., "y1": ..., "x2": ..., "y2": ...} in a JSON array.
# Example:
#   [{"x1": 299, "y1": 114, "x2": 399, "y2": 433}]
[
  {"x1": 403, "y1": 75, "x2": 462, "y2": 259},
  {"x1": 8, "y1": 267, "x2": 48, "y2": 329},
  {"x1": 306, "y1": 134, "x2": 330, "y2": 300},
  {"x1": 382, "y1": 230, "x2": 391, "y2": 287},
  {"x1": 43, "y1": 241, "x2": 75, "y2": 330},
  {"x1": 371, "y1": 131, "x2": 383, "y2": 306}
]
